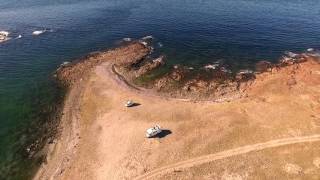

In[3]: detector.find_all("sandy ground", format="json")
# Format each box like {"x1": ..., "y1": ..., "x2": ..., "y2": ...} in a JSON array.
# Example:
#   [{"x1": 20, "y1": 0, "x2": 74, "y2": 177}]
[{"x1": 35, "y1": 56, "x2": 320, "y2": 179}]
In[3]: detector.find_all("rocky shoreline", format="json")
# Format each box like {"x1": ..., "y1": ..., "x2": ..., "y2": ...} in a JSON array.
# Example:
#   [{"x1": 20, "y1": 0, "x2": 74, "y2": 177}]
[
  {"x1": 91, "y1": 38, "x2": 319, "y2": 102},
  {"x1": 55, "y1": 41, "x2": 150, "y2": 87},
  {"x1": 54, "y1": 37, "x2": 320, "y2": 102}
]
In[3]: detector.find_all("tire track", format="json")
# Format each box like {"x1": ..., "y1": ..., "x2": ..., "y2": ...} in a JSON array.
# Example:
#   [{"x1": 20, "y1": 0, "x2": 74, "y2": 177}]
[{"x1": 134, "y1": 135, "x2": 320, "y2": 180}]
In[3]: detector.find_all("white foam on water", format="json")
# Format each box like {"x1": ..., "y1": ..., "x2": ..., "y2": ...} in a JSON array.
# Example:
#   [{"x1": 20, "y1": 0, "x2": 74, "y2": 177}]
[
  {"x1": 221, "y1": 67, "x2": 232, "y2": 73},
  {"x1": 32, "y1": 30, "x2": 47, "y2": 36},
  {"x1": 123, "y1": 37, "x2": 132, "y2": 42},
  {"x1": 204, "y1": 64, "x2": 219, "y2": 70},
  {"x1": 142, "y1": 35, "x2": 153, "y2": 40},
  {"x1": 238, "y1": 69, "x2": 253, "y2": 74},
  {"x1": 285, "y1": 51, "x2": 298, "y2": 58}
]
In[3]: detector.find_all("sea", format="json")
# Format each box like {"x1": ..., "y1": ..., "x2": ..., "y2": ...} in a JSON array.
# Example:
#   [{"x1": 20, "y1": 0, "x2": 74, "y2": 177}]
[{"x1": 0, "y1": 0, "x2": 320, "y2": 179}]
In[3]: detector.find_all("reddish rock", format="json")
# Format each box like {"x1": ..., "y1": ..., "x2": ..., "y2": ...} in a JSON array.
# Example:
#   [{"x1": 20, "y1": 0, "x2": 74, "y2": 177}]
[
  {"x1": 170, "y1": 67, "x2": 188, "y2": 81},
  {"x1": 113, "y1": 43, "x2": 150, "y2": 68},
  {"x1": 154, "y1": 78, "x2": 171, "y2": 90},
  {"x1": 57, "y1": 42, "x2": 150, "y2": 87},
  {"x1": 236, "y1": 70, "x2": 255, "y2": 82},
  {"x1": 136, "y1": 56, "x2": 165, "y2": 76}
]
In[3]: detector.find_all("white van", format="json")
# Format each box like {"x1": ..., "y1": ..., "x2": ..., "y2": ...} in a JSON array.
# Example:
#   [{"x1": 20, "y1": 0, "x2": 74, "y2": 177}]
[{"x1": 146, "y1": 125, "x2": 162, "y2": 138}]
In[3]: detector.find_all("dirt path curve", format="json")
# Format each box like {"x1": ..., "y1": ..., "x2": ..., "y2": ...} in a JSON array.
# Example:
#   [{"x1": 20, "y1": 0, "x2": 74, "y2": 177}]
[{"x1": 134, "y1": 135, "x2": 320, "y2": 180}]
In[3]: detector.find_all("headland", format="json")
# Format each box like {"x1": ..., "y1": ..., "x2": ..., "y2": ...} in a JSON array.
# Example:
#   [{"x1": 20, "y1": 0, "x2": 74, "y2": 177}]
[{"x1": 34, "y1": 39, "x2": 320, "y2": 179}]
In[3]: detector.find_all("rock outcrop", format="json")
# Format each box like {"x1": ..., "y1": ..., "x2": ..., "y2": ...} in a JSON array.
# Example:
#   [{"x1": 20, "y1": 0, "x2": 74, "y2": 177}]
[
  {"x1": 0, "y1": 31, "x2": 10, "y2": 43},
  {"x1": 135, "y1": 56, "x2": 165, "y2": 77},
  {"x1": 56, "y1": 38, "x2": 320, "y2": 101},
  {"x1": 56, "y1": 42, "x2": 150, "y2": 87}
]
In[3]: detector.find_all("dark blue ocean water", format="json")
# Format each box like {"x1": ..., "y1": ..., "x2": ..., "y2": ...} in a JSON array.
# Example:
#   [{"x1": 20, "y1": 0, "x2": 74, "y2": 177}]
[{"x1": 0, "y1": 0, "x2": 320, "y2": 178}]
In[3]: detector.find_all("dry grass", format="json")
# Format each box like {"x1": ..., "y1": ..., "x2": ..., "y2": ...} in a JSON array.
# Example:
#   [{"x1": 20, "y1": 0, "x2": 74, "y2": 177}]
[{"x1": 39, "y1": 58, "x2": 320, "y2": 180}]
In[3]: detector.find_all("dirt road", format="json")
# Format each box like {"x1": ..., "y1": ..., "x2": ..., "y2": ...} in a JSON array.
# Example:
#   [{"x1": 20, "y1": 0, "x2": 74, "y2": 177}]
[{"x1": 134, "y1": 135, "x2": 320, "y2": 179}]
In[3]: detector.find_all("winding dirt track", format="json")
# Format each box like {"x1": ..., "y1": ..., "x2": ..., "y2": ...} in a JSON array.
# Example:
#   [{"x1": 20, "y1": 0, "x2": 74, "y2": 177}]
[{"x1": 134, "y1": 135, "x2": 320, "y2": 180}]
